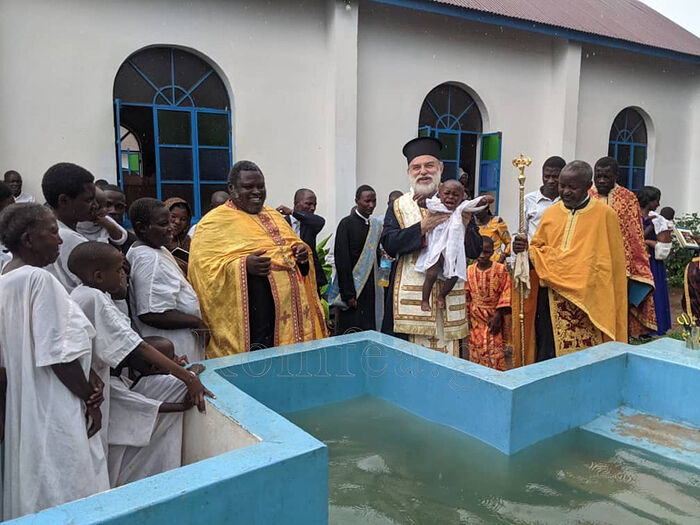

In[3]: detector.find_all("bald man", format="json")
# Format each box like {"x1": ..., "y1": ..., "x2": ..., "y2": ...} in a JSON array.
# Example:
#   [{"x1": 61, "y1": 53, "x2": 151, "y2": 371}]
[
  {"x1": 513, "y1": 161, "x2": 628, "y2": 361},
  {"x1": 277, "y1": 188, "x2": 327, "y2": 291}
]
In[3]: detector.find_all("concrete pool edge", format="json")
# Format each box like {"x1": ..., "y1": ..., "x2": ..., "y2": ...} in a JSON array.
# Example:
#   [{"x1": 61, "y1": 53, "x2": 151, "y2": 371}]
[{"x1": 5, "y1": 332, "x2": 698, "y2": 524}]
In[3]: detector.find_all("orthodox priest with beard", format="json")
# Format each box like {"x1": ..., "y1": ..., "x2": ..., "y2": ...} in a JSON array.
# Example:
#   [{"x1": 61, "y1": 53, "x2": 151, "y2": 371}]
[{"x1": 380, "y1": 137, "x2": 486, "y2": 356}]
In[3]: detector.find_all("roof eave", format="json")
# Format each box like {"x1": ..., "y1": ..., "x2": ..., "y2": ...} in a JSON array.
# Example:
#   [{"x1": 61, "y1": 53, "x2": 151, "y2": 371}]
[{"x1": 367, "y1": 0, "x2": 700, "y2": 65}]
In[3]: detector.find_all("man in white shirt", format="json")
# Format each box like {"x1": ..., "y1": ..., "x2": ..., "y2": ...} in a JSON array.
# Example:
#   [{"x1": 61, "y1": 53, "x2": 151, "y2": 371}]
[
  {"x1": 523, "y1": 156, "x2": 566, "y2": 240},
  {"x1": 3, "y1": 170, "x2": 35, "y2": 203},
  {"x1": 513, "y1": 155, "x2": 565, "y2": 367}
]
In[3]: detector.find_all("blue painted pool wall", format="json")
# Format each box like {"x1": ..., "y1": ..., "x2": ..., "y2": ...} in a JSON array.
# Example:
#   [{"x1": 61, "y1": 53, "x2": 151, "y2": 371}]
[
  {"x1": 364, "y1": 348, "x2": 513, "y2": 453},
  {"x1": 220, "y1": 342, "x2": 365, "y2": 413},
  {"x1": 7, "y1": 354, "x2": 329, "y2": 525},
  {"x1": 508, "y1": 353, "x2": 626, "y2": 453},
  {"x1": 623, "y1": 354, "x2": 700, "y2": 426}
]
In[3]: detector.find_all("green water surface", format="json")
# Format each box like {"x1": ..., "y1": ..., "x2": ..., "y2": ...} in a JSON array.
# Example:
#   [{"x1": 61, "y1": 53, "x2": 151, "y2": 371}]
[{"x1": 286, "y1": 396, "x2": 700, "y2": 525}]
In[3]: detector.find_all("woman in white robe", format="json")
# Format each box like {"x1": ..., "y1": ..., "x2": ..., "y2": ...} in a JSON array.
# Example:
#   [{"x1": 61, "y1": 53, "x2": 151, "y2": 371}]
[{"x1": 0, "y1": 204, "x2": 109, "y2": 520}]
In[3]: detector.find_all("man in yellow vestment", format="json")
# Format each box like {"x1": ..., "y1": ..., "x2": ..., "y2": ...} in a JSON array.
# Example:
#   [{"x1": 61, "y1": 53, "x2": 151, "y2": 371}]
[
  {"x1": 188, "y1": 160, "x2": 327, "y2": 357},
  {"x1": 513, "y1": 160, "x2": 628, "y2": 359},
  {"x1": 589, "y1": 156, "x2": 656, "y2": 338}
]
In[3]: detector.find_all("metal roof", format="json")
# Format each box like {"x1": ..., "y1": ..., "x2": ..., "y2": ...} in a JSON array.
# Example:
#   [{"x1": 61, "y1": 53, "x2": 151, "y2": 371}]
[{"x1": 431, "y1": 0, "x2": 700, "y2": 58}]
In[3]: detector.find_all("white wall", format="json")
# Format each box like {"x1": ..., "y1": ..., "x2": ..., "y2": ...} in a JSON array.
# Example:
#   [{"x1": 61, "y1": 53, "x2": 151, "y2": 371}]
[
  {"x1": 577, "y1": 45, "x2": 699, "y2": 215},
  {"x1": 356, "y1": 1, "x2": 573, "y2": 231},
  {"x1": 1, "y1": 0, "x2": 697, "y2": 236},
  {"x1": 0, "y1": 0, "x2": 335, "y2": 225},
  {"x1": 182, "y1": 399, "x2": 259, "y2": 465}
]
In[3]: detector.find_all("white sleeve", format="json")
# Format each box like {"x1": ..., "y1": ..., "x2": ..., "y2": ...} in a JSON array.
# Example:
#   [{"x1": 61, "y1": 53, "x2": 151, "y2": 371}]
[
  {"x1": 32, "y1": 271, "x2": 94, "y2": 367},
  {"x1": 108, "y1": 377, "x2": 161, "y2": 447},
  {"x1": 106, "y1": 216, "x2": 128, "y2": 245},
  {"x1": 92, "y1": 294, "x2": 143, "y2": 368},
  {"x1": 128, "y1": 249, "x2": 180, "y2": 316},
  {"x1": 654, "y1": 242, "x2": 671, "y2": 261}
]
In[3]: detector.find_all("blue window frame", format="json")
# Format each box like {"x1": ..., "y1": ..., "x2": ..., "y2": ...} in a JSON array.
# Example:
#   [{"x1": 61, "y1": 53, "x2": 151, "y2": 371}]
[
  {"x1": 608, "y1": 108, "x2": 647, "y2": 192},
  {"x1": 113, "y1": 47, "x2": 232, "y2": 222},
  {"x1": 418, "y1": 83, "x2": 502, "y2": 212}
]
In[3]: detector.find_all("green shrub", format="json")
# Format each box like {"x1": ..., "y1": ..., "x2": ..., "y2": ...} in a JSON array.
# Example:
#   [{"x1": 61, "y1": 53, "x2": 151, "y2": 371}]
[
  {"x1": 666, "y1": 213, "x2": 700, "y2": 287},
  {"x1": 316, "y1": 234, "x2": 333, "y2": 320}
]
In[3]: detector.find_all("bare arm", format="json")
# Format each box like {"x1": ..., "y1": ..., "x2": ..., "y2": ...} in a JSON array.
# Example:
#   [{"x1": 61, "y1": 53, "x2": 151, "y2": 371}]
[
  {"x1": 139, "y1": 311, "x2": 206, "y2": 331},
  {"x1": 132, "y1": 341, "x2": 214, "y2": 412}
]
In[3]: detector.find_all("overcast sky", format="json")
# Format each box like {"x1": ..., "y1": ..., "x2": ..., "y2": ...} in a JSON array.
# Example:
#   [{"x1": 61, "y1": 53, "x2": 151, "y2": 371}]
[{"x1": 639, "y1": 0, "x2": 700, "y2": 37}]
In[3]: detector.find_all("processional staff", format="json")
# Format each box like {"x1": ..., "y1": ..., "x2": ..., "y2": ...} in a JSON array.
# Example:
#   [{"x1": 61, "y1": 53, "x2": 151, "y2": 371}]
[{"x1": 512, "y1": 154, "x2": 532, "y2": 367}]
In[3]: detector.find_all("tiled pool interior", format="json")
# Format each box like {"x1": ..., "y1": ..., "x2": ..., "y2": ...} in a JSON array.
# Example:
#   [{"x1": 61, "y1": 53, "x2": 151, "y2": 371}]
[{"x1": 8, "y1": 332, "x2": 699, "y2": 524}]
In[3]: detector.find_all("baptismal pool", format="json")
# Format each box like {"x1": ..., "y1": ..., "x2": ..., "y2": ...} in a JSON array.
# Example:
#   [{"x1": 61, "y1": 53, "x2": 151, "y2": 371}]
[
  {"x1": 287, "y1": 395, "x2": 700, "y2": 525},
  {"x1": 11, "y1": 333, "x2": 700, "y2": 525}
]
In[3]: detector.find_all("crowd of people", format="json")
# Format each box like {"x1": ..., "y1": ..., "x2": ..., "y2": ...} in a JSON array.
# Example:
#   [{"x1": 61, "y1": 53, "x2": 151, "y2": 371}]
[{"x1": 0, "y1": 134, "x2": 695, "y2": 518}]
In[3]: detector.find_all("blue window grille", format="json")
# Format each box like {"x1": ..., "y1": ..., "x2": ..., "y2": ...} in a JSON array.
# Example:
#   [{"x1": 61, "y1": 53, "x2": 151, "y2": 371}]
[
  {"x1": 113, "y1": 47, "x2": 232, "y2": 222},
  {"x1": 608, "y1": 108, "x2": 647, "y2": 192},
  {"x1": 418, "y1": 83, "x2": 502, "y2": 212}
]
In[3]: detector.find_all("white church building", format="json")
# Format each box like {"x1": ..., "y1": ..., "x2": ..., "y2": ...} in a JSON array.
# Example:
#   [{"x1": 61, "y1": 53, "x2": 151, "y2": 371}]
[{"x1": 1, "y1": 0, "x2": 698, "y2": 232}]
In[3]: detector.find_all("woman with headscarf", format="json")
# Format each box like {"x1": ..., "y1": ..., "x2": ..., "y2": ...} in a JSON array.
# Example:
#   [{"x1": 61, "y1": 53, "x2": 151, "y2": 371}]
[
  {"x1": 164, "y1": 197, "x2": 192, "y2": 274},
  {"x1": 637, "y1": 186, "x2": 672, "y2": 335}
]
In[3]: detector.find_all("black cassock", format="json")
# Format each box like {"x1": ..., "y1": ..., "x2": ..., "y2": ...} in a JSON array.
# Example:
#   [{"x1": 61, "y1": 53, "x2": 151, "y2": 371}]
[
  {"x1": 247, "y1": 263, "x2": 309, "y2": 350},
  {"x1": 334, "y1": 212, "x2": 377, "y2": 335},
  {"x1": 379, "y1": 201, "x2": 483, "y2": 338}
]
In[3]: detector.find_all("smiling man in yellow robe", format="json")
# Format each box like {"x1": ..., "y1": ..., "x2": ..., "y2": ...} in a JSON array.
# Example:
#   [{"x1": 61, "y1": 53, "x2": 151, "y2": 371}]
[
  {"x1": 188, "y1": 160, "x2": 327, "y2": 357},
  {"x1": 513, "y1": 160, "x2": 627, "y2": 359}
]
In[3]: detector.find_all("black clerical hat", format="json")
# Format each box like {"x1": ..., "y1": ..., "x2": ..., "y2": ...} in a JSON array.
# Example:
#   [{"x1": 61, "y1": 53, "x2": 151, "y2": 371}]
[{"x1": 402, "y1": 137, "x2": 443, "y2": 164}]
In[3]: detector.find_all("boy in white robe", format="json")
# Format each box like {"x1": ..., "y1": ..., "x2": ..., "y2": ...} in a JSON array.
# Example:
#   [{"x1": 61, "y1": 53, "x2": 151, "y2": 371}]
[
  {"x1": 108, "y1": 347, "x2": 191, "y2": 487},
  {"x1": 0, "y1": 204, "x2": 109, "y2": 519},
  {"x1": 126, "y1": 198, "x2": 208, "y2": 362},
  {"x1": 76, "y1": 186, "x2": 128, "y2": 246},
  {"x1": 41, "y1": 162, "x2": 99, "y2": 292},
  {"x1": 415, "y1": 180, "x2": 488, "y2": 310},
  {"x1": 67, "y1": 241, "x2": 213, "y2": 485}
]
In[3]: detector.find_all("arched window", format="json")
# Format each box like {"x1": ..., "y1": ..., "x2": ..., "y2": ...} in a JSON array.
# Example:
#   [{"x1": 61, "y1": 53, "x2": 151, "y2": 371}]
[
  {"x1": 113, "y1": 47, "x2": 232, "y2": 220},
  {"x1": 608, "y1": 108, "x2": 647, "y2": 192},
  {"x1": 418, "y1": 83, "x2": 501, "y2": 209}
]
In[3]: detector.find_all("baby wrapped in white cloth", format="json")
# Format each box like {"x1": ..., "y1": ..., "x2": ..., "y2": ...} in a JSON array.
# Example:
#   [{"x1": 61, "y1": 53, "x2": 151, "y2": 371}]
[{"x1": 415, "y1": 180, "x2": 488, "y2": 310}]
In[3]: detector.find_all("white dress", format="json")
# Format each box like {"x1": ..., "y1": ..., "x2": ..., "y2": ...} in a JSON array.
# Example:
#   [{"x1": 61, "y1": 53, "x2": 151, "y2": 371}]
[
  {"x1": 108, "y1": 374, "x2": 187, "y2": 487},
  {"x1": 0, "y1": 266, "x2": 109, "y2": 520},
  {"x1": 126, "y1": 245, "x2": 204, "y2": 362},
  {"x1": 44, "y1": 221, "x2": 88, "y2": 292},
  {"x1": 70, "y1": 285, "x2": 143, "y2": 458},
  {"x1": 76, "y1": 216, "x2": 128, "y2": 245},
  {"x1": 415, "y1": 196, "x2": 488, "y2": 282}
]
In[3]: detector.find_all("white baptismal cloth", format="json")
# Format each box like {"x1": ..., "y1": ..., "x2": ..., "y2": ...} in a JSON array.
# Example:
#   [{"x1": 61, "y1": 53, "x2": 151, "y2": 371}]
[{"x1": 415, "y1": 195, "x2": 487, "y2": 281}]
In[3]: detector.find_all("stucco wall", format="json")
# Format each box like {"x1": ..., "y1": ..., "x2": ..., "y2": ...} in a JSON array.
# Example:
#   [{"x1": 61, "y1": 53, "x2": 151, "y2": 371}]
[
  {"x1": 1, "y1": 0, "x2": 697, "y2": 237},
  {"x1": 357, "y1": 1, "x2": 576, "y2": 230},
  {"x1": 0, "y1": 0, "x2": 334, "y2": 224},
  {"x1": 576, "y1": 44, "x2": 699, "y2": 215}
]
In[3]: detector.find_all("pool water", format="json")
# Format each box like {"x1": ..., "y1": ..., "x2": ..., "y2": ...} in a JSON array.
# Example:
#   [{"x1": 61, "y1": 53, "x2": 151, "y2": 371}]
[{"x1": 287, "y1": 396, "x2": 700, "y2": 525}]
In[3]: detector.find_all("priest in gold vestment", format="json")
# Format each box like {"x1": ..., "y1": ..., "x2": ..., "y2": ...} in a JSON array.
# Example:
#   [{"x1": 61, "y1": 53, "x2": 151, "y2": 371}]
[
  {"x1": 189, "y1": 161, "x2": 327, "y2": 357},
  {"x1": 513, "y1": 161, "x2": 628, "y2": 359},
  {"x1": 380, "y1": 137, "x2": 485, "y2": 357},
  {"x1": 589, "y1": 156, "x2": 656, "y2": 337}
]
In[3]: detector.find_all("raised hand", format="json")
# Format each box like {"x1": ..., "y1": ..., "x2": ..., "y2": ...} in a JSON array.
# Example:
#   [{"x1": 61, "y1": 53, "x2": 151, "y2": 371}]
[
  {"x1": 512, "y1": 235, "x2": 528, "y2": 254},
  {"x1": 291, "y1": 243, "x2": 308, "y2": 265}
]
